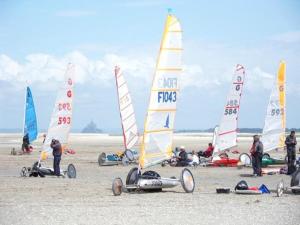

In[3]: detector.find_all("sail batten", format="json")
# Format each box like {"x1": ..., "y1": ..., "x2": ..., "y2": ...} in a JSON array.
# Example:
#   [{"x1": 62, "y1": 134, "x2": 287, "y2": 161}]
[
  {"x1": 114, "y1": 66, "x2": 139, "y2": 150},
  {"x1": 41, "y1": 64, "x2": 75, "y2": 159},
  {"x1": 261, "y1": 61, "x2": 286, "y2": 152},
  {"x1": 213, "y1": 65, "x2": 245, "y2": 157},
  {"x1": 140, "y1": 14, "x2": 182, "y2": 169}
]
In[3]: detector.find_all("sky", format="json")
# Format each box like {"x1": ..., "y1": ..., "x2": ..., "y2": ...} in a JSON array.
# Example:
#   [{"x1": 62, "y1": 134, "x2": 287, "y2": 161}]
[{"x1": 0, "y1": 0, "x2": 299, "y2": 133}]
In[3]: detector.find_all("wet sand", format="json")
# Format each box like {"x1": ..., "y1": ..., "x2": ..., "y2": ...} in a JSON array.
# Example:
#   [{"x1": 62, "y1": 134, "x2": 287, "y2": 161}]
[{"x1": 0, "y1": 133, "x2": 299, "y2": 225}]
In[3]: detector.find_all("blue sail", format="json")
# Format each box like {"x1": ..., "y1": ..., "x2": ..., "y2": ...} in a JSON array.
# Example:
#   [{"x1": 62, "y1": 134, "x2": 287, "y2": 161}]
[{"x1": 24, "y1": 87, "x2": 38, "y2": 143}]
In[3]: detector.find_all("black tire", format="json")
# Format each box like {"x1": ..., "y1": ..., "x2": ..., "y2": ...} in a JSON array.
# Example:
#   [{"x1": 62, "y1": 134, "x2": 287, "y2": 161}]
[
  {"x1": 124, "y1": 149, "x2": 134, "y2": 161},
  {"x1": 126, "y1": 167, "x2": 139, "y2": 192},
  {"x1": 263, "y1": 153, "x2": 270, "y2": 159},
  {"x1": 67, "y1": 164, "x2": 76, "y2": 178},
  {"x1": 291, "y1": 169, "x2": 300, "y2": 194},
  {"x1": 98, "y1": 152, "x2": 106, "y2": 166},
  {"x1": 180, "y1": 168, "x2": 195, "y2": 193},
  {"x1": 112, "y1": 178, "x2": 123, "y2": 196},
  {"x1": 161, "y1": 161, "x2": 167, "y2": 167},
  {"x1": 239, "y1": 153, "x2": 251, "y2": 165}
]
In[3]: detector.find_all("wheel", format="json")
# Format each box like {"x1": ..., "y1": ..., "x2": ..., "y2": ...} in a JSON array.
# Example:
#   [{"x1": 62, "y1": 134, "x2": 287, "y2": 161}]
[
  {"x1": 126, "y1": 167, "x2": 139, "y2": 192},
  {"x1": 67, "y1": 164, "x2": 76, "y2": 178},
  {"x1": 98, "y1": 152, "x2": 106, "y2": 166},
  {"x1": 239, "y1": 153, "x2": 251, "y2": 166},
  {"x1": 276, "y1": 180, "x2": 284, "y2": 197},
  {"x1": 291, "y1": 169, "x2": 300, "y2": 194},
  {"x1": 285, "y1": 154, "x2": 288, "y2": 163},
  {"x1": 122, "y1": 157, "x2": 129, "y2": 166},
  {"x1": 124, "y1": 149, "x2": 134, "y2": 161},
  {"x1": 180, "y1": 168, "x2": 195, "y2": 193},
  {"x1": 112, "y1": 178, "x2": 123, "y2": 196},
  {"x1": 263, "y1": 153, "x2": 270, "y2": 159},
  {"x1": 20, "y1": 167, "x2": 28, "y2": 177}
]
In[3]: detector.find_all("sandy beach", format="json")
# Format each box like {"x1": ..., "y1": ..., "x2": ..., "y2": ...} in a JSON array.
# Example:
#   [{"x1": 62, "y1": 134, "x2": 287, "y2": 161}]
[{"x1": 0, "y1": 133, "x2": 299, "y2": 225}]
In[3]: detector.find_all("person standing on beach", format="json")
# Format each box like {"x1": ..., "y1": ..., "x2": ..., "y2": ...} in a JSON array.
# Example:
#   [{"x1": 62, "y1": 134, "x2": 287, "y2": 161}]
[
  {"x1": 285, "y1": 131, "x2": 297, "y2": 175},
  {"x1": 50, "y1": 139, "x2": 62, "y2": 176},
  {"x1": 250, "y1": 135, "x2": 263, "y2": 176}
]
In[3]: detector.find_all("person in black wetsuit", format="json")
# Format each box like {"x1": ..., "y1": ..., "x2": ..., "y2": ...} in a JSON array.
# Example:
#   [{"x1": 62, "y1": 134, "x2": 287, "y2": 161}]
[
  {"x1": 50, "y1": 139, "x2": 62, "y2": 176},
  {"x1": 22, "y1": 133, "x2": 30, "y2": 153},
  {"x1": 285, "y1": 131, "x2": 297, "y2": 175},
  {"x1": 250, "y1": 135, "x2": 263, "y2": 176},
  {"x1": 176, "y1": 146, "x2": 190, "y2": 167}
]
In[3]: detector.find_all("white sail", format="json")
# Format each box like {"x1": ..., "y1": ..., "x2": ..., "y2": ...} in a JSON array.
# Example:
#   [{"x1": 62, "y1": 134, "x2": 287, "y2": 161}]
[
  {"x1": 140, "y1": 14, "x2": 182, "y2": 169},
  {"x1": 213, "y1": 65, "x2": 245, "y2": 157},
  {"x1": 261, "y1": 61, "x2": 286, "y2": 152},
  {"x1": 114, "y1": 66, "x2": 139, "y2": 150},
  {"x1": 41, "y1": 64, "x2": 75, "y2": 159},
  {"x1": 212, "y1": 126, "x2": 219, "y2": 147}
]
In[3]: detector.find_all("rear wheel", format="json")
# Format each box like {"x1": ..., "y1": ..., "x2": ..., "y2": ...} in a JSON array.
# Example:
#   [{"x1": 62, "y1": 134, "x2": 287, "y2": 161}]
[
  {"x1": 291, "y1": 169, "x2": 300, "y2": 194},
  {"x1": 239, "y1": 153, "x2": 251, "y2": 166},
  {"x1": 122, "y1": 157, "x2": 129, "y2": 166},
  {"x1": 180, "y1": 168, "x2": 195, "y2": 193},
  {"x1": 263, "y1": 153, "x2": 270, "y2": 159},
  {"x1": 20, "y1": 167, "x2": 28, "y2": 177},
  {"x1": 126, "y1": 167, "x2": 139, "y2": 192},
  {"x1": 67, "y1": 164, "x2": 76, "y2": 178},
  {"x1": 112, "y1": 178, "x2": 123, "y2": 196},
  {"x1": 124, "y1": 149, "x2": 134, "y2": 161},
  {"x1": 276, "y1": 180, "x2": 284, "y2": 197},
  {"x1": 98, "y1": 152, "x2": 106, "y2": 166}
]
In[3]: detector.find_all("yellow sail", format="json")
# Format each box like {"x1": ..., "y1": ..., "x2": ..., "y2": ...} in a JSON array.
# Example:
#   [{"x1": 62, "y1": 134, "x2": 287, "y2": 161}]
[
  {"x1": 139, "y1": 14, "x2": 182, "y2": 168},
  {"x1": 261, "y1": 61, "x2": 286, "y2": 151}
]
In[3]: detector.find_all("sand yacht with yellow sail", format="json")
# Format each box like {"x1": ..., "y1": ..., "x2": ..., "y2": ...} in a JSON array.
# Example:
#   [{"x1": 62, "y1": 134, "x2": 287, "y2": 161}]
[{"x1": 112, "y1": 12, "x2": 195, "y2": 195}]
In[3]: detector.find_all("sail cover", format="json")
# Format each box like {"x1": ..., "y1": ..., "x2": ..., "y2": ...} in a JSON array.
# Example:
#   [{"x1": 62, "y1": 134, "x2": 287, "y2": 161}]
[
  {"x1": 140, "y1": 14, "x2": 182, "y2": 169},
  {"x1": 41, "y1": 64, "x2": 75, "y2": 159},
  {"x1": 261, "y1": 61, "x2": 286, "y2": 152},
  {"x1": 114, "y1": 66, "x2": 139, "y2": 150},
  {"x1": 213, "y1": 65, "x2": 245, "y2": 156},
  {"x1": 24, "y1": 87, "x2": 38, "y2": 143}
]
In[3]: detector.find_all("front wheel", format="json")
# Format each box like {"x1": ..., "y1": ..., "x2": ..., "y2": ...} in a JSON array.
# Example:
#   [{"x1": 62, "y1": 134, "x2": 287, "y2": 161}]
[
  {"x1": 112, "y1": 178, "x2": 123, "y2": 196},
  {"x1": 180, "y1": 168, "x2": 195, "y2": 193},
  {"x1": 276, "y1": 180, "x2": 284, "y2": 197},
  {"x1": 67, "y1": 164, "x2": 76, "y2": 178},
  {"x1": 20, "y1": 167, "x2": 28, "y2": 177},
  {"x1": 239, "y1": 153, "x2": 251, "y2": 166},
  {"x1": 262, "y1": 153, "x2": 270, "y2": 159},
  {"x1": 98, "y1": 152, "x2": 106, "y2": 166},
  {"x1": 291, "y1": 169, "x2": 300, "y2": 194}
]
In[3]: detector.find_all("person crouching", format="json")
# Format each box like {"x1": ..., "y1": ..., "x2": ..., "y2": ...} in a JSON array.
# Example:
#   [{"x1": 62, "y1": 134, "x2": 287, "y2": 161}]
[
  {"x1": 250, "y1": 135, "x2": 263, "y2": 176},
  {"x1": 51, "y1": 139, "x2": 62, "y2": 176}
]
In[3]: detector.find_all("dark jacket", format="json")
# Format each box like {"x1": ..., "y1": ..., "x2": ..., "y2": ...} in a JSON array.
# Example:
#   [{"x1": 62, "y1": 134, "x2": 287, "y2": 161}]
[
  {"x1": 285, "y1": 135, "x2": 297, "y2": 151},
  {"x1": 51, "y1": 141, "x2": 62, "y2": 157},
  {"x1": 179, "y1": 151, "x2": 188, "y2": 161},
  {"x1": 251, "y1": 141, "x2": 263, "y2": 156}
]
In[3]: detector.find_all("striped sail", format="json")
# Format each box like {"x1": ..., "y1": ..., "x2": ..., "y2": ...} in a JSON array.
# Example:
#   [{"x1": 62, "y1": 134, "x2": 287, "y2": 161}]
[
  {"x1": 24, "y1": 87, "x2": 38, "y2": 143},
  {"x1": 261, "y1": 61, "x2": 286, "y2": 152},
  {"x1": 114, "y1": 66, "x2": 139, "y2": 150},
  {"x1": 140, "y1": 14, "x2": 182, "y2": 169},
  {"x1": 41, "y1": 64, "x2": 75, "y2": 159},
  {"x1": 213, "y1": 65, "x2": 245, "y2": 157}
]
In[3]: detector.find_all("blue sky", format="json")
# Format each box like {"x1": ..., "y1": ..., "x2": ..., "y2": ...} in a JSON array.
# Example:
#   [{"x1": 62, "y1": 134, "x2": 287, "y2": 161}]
[{"x1": 0, "y1": 0, "x2": 299, "y2": 132}]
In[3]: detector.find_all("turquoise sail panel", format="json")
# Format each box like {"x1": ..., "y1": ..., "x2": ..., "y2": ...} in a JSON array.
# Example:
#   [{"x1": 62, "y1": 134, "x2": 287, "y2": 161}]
[{"x1": 24, "y1": 87, "x2": 38, "y2": 143}]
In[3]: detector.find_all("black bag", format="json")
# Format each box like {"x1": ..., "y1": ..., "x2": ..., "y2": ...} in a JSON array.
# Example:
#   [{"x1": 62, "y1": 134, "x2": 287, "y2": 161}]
[{"x1": 235, "y1": 180, "x2": 248, "y2": 191}]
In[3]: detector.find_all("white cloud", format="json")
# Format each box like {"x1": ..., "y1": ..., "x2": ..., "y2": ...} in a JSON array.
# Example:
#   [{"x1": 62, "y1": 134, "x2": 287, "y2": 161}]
[{"x1": 56, "y1": 10, "x2": 96, "y2": 17}]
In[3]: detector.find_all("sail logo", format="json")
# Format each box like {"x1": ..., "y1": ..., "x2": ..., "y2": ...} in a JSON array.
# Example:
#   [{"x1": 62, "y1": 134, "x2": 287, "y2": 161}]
[
  {"x1": 157, "y1": 78, "x2": 177, "y2": 88},
  {"x1": 158, "y1": 91, "x2": 176, "y2": 103},
  {"x1": 164, "y1": 114, "x2": 170, "y2": 128},
  {"x1": 67, "y1": 90, "x2": 72, "y2": 98}
]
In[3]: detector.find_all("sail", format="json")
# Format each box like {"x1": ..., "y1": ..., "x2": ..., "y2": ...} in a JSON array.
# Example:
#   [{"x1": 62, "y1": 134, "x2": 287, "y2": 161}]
[
  {"x1": 213, "y1": 65, "x2": 245, "y2": 156},
  {"x1": 41, "y1": 64, "x2": 75, "y2": 159},
  {"x1": 140, "y1": 14, "x2": 182, "y2": 169},
  {"x1": 23, "y1": 87, "x2": 38, "y2": 143},
  {"x1": 261, "y1": 61, "x2": 286, "y2": 152},
  {"x1": 212, "y1": 126, "x2": 219, "y2": 147},
  {"x1": 114, "y1": 66, "x2": 139, "y2": 150}
]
